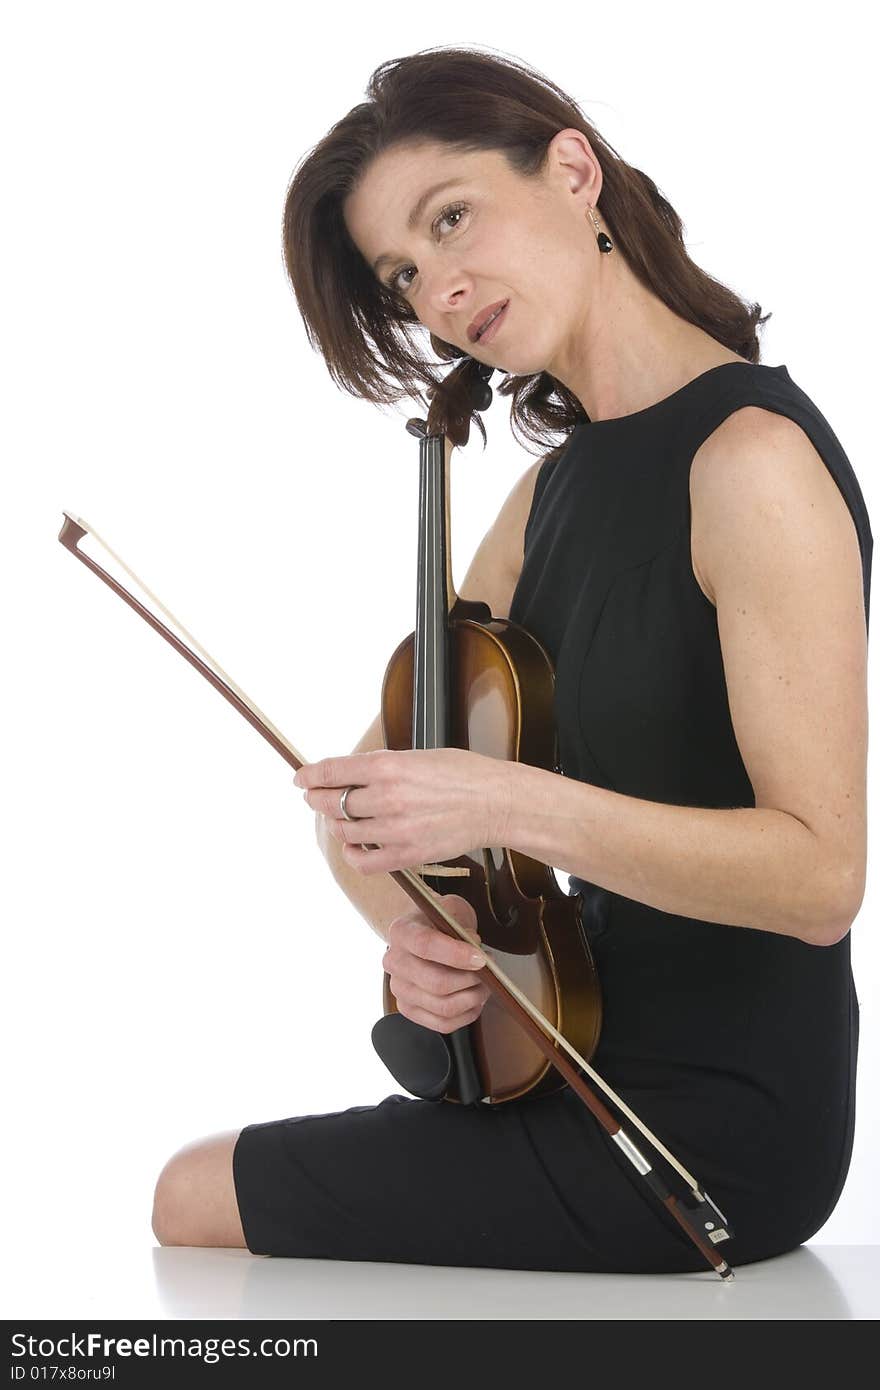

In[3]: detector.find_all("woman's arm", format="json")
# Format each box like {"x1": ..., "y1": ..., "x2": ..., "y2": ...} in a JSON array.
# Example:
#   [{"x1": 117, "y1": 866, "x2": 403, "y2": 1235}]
[
  {"x1": 501, "y1": 769, "x2": 850, "y2": 945},
  {"x1": 501, "y1": 409, "x2": 868, "y2": 948},
  {"x1": 316, "y1": 710, "x2": 416, "y2": 944}
]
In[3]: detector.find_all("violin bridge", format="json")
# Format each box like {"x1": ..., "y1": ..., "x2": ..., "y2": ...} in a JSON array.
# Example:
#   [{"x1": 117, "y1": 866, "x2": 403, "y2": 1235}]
[{"x1": 412, "y1": 864, "x2": 471, "y2": 877}]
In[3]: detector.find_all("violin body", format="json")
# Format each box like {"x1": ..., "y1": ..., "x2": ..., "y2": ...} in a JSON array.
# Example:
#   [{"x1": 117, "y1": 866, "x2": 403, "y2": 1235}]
[{"x1": 380, "y1": 593, "x2": 603, "y2": 1105}]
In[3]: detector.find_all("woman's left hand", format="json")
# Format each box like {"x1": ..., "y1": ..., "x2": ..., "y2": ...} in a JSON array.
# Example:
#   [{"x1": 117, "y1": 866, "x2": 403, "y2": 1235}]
[{"x1": 293, "y1": 747, "x2": 514, "y2": 875}]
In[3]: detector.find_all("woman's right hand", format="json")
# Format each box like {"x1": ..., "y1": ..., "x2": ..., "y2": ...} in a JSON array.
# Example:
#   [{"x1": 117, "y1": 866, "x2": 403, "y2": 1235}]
[{"x1": 382, "y1": 894, "x2": 490, "y2": 1034}]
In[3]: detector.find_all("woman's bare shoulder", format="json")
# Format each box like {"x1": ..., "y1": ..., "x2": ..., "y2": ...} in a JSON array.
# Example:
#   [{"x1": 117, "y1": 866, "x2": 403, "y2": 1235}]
[{"x1": 457, "y1": 454, "x2": 551, "y2": 620}]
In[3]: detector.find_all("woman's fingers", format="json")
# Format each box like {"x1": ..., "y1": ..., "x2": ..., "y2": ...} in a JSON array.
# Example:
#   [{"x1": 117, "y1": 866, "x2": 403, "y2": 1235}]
[
  {"x1": 382, "y1": 942, "x2": 486, "y2": 994},
  {"x1": 396, "y1": 995, "x2": 489, "y2": 1035},
  {"x1": 388, "y1": 900, "x2": 484, "y2": 966},
  {"x1": 388, "y1": 972, "x2": 490, "y2": 1033},
  {"x1": 383, "y1": 898, "x2": 490, "y2": 1033}
]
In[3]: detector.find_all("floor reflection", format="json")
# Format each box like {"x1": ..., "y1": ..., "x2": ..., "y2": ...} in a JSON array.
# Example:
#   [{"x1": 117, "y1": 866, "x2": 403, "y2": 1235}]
[{"x1": 151, "y1": 1243, "x2": 859, "y2": 1320}]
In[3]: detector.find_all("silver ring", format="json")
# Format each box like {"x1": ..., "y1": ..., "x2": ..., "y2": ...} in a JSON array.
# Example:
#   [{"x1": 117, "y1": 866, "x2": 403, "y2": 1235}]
[{"x1": 339, "y1": 785, "x2": 360, "y2": 822}]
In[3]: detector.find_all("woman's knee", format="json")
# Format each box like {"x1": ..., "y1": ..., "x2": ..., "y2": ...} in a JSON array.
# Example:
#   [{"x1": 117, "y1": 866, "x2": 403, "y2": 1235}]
[{"x1": 152, "y1": 1128, "x2": 247, "y2": 1248}]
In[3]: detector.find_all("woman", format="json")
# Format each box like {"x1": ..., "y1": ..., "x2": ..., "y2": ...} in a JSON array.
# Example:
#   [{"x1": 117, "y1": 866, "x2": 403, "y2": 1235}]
[{"x1": 151, "y1": 46, "x2": 871, "y2": 1273}]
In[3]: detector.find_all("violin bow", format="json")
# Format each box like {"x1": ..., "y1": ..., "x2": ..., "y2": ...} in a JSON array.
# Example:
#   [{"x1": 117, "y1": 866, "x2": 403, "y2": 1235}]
[{"x1": 58, "y1": 507, "x2": 734, "y2": 1280}]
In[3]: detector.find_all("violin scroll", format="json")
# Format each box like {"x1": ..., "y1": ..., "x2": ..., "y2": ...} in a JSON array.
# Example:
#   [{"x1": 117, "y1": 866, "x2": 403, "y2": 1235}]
[{"x1": 422, "y1": 356, "x2": 496, "y2": 446}]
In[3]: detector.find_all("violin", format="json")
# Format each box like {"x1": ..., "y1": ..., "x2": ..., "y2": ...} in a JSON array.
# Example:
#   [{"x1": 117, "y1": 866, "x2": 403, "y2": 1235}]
[
  {"x1": 370, "y1": 359, "x2": 602, "y2": 1108},
  {"x1": 57, "y1": 358, "x2": 736, "y2": 1277}
]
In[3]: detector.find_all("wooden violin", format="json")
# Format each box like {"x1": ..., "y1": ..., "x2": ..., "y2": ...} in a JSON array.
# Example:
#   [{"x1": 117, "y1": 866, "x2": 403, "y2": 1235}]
[{"x1": 370, "y1": 358, "x2": 602, "y2": 1107}]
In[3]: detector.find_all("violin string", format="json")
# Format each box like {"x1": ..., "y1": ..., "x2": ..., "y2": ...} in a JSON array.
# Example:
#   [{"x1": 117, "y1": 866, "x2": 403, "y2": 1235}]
[
  {"x1": 399, "y1": 864, "x2": 700, "y2": 1194},
  {"x1": 72, "y1": 515, "x2": 307, "y2": 766}
]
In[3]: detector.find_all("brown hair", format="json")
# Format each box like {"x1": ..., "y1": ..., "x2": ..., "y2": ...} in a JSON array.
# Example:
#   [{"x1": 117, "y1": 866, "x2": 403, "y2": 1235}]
[{"x1": 281, "y1": 45, "x2": 771, "y2": 453}]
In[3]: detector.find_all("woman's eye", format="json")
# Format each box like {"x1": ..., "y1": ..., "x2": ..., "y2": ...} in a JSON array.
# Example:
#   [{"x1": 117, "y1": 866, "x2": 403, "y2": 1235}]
[{"x1": 388, "y1": 202, "x2": 468, "y2": 296}]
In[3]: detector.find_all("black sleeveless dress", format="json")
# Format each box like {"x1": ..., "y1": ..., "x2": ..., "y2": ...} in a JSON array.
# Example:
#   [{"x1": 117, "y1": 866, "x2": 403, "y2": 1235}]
[{"x1": 232, "y1": 361, "x2": 871, "y2": 1272}]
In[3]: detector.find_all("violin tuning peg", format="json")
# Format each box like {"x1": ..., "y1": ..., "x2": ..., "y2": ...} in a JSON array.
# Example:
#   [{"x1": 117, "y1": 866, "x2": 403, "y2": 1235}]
[{"x1": 406, "y1": 418, "x2": 428, "y2": 438}]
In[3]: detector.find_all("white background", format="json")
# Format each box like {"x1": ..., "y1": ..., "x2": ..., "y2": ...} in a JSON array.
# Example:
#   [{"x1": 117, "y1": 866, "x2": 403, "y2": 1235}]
[{"x1": 2, "y1": 0, "x2": 877, "y2": 1313}]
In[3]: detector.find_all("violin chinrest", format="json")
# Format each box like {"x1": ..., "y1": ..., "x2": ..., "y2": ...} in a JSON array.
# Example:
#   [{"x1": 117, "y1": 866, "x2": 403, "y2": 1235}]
[{"x1": 370, "y1": 1013, "x2": 453, "y2": 1101}]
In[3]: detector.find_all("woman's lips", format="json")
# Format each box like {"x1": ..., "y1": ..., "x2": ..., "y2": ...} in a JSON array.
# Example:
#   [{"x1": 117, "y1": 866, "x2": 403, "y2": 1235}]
[{"x1": 475, "y1": 300, "x2": 509, "y2": 344}]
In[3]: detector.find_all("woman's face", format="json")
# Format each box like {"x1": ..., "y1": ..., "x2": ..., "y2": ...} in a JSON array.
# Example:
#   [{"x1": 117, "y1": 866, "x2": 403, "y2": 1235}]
[{"x1": 342, "y1": 131, "x2": 603, "y2": 379}]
